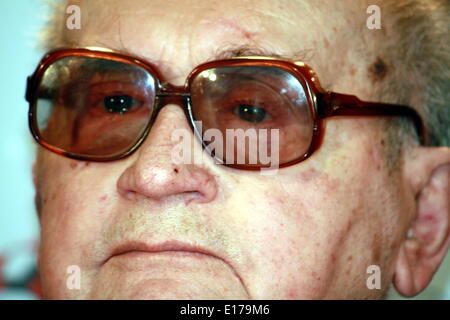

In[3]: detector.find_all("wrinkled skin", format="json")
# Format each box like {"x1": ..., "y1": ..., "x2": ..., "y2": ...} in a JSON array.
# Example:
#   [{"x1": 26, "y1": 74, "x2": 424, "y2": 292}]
[{"x1": 35, "y1": 0, "x2": 450, "y2": 299}]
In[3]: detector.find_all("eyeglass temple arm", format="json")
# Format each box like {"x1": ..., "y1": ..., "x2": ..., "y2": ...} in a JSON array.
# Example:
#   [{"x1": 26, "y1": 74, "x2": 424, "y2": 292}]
[{"x1": 320, "y1": 92, "x2": 427, "y2": 145}]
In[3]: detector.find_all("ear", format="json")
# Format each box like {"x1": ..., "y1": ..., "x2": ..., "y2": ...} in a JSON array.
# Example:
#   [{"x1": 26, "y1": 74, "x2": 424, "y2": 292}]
[{"x1": 393, "y1": 146, "x2": 450, "y2": 297}]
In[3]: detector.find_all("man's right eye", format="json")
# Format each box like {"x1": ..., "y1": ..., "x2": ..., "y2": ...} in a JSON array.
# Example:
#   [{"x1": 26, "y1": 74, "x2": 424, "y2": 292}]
[{"x1": 103, "y1": 95, "x2": 141, "y2": 114}]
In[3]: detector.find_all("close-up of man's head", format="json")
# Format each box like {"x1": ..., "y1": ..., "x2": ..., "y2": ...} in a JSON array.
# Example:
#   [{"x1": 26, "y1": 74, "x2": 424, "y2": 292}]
[{"x1": 27, "y1": 0, "x2": 450, "y2": 299}]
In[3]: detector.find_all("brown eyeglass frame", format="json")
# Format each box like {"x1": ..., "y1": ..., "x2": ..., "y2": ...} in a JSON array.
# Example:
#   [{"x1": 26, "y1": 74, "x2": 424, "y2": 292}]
[{"x1": 25, "y1": 47, "x2": 427, "y2": 170}]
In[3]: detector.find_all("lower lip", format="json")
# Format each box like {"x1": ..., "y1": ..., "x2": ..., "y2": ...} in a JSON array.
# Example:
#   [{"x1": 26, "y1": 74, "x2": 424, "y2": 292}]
[{"x1": 96, "y1": 250, "x2": 246, "y2": 299}]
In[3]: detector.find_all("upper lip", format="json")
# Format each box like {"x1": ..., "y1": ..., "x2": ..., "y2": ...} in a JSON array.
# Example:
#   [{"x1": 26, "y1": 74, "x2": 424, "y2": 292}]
[{"x1": 104, "y1": 240, "x2": 221, "y2": 265}]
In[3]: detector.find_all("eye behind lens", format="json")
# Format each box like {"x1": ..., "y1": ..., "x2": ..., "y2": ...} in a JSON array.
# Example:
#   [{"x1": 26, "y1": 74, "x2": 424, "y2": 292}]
[
  {"x1": 190, "y1": 64, "x2": 316, "y2": 167},
  {"x1": 235, "y1": 104, "x2": 267, "y2": 123},
  {"x1": 104, "y1": 95, "x2": 136, "y2": 114},
  {"x1": 33, "y1": 55, "x2": 156, "y2": 159}
]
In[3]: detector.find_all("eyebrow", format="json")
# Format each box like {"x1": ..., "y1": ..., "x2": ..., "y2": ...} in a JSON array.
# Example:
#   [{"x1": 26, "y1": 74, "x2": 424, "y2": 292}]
[
  {"x1": 94, "y1": 39, "x2": 314, "y2": 65},
  {"x1": 208, "y1": 44, "x2": 314, "y2": 63}
]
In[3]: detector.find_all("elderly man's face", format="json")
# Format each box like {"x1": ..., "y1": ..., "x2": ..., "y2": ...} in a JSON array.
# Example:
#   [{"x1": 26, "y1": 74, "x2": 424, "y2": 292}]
[{"x1": 34, "y1": 0, "x2": 449, "y2": 299}]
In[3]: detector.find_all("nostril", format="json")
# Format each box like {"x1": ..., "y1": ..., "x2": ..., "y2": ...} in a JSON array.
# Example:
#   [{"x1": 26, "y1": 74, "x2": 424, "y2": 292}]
[{"x1": 174, "y1": 168, "x2": 179, "y2": 174}]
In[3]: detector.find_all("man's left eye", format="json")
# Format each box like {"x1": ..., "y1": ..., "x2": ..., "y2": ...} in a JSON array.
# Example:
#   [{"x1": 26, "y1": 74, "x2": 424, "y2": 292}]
[
  {"x1": 234, "y1": 104, "x2": 268, "y2": 123},
  {"x1": 103, "y1": 95, "x2": 141, "y2": 114}
]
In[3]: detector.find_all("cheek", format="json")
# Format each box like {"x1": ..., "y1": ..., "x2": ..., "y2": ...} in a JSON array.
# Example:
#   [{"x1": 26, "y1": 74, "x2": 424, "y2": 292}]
[
  {"x1": 38, "y1": 181, "x2": 81, "y2": 298},
  {"x1": 37, "y1": 157, "x2": 121, "y2": 297},
  {"x1": 226, "y1": 171, "x2": 342, "y2": 298},
  {"x1": 231, "y1": 139, "x2": 402, "y2": 298}
]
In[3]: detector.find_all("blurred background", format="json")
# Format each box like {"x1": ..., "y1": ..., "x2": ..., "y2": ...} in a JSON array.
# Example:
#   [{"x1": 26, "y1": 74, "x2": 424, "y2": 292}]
[{"x1": 0, "y1": 0, "x2": 449, "y2": 300}]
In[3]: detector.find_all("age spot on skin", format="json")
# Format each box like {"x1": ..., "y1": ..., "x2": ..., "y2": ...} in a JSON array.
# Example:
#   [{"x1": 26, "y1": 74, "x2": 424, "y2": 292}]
[
  {"x1": 298, "y1": 168, "x2": 320, "y2": 183},
  {"x1": 345, "y1": 220, "x2": 353, "y2": 233},
  {"x1": 368, "y1": 57, "x2": 388, "y2": 82},
  {"x1": 331, "y1": 253, "x2": 337, "y2": 263}
]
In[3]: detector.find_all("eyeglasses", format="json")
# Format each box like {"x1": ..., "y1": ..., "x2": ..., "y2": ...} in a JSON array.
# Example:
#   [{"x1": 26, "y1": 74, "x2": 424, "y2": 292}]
[{"x1": 25, "y1": 47, "x2": 426, "y2": 170}]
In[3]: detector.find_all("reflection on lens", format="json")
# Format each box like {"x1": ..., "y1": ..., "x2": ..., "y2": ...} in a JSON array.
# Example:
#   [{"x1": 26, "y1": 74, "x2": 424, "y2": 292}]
[
  {"x1": 190, "y1": 65, "x2": 314, "y2": 166},
  {"x1": 34, "y1": 56, "x2": 156, "y2": 158}
]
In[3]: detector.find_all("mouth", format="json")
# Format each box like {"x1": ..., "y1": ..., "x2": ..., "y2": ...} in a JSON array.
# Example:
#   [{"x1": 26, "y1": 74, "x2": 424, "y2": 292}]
[
  {"x1": 103, "y1": 240, "x2": 222, "y2": 265},
  {"x1": 101, "y1": 239, "x2": 251, "y2": 298}
]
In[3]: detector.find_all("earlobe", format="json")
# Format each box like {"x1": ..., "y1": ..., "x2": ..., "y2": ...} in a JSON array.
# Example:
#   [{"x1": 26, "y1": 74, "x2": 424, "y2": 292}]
[
  {"x1": 393, "y1": 240, "x2": 419, "y2": 296},
  {"x1": 394, "y1": 149, "x2": 450, "y2": 297}
]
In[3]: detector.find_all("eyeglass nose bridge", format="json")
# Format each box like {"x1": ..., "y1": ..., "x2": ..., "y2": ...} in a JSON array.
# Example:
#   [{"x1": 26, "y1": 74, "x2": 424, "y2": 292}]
[
  {"x1": 149, "y1": 81, "x2": 195, "y2": 131},
  {"x1": 150, "y1": 80, "x2": 191, "y2": 113},
  {"x1": 147, "y1": 84, "x2": 203, "y2": 159},
  {"x1": 152, "y1": 82, "x2": 193, "y2": 117},
  {"x1": 157, "y1": 81, "x2": 190, "y2": 97}
]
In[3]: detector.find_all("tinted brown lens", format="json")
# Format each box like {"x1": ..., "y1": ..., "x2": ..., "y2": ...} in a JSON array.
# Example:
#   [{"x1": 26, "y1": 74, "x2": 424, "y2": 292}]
[
  {"x1": 34, "y1": 56, "x2": 155, "y2": 158},
  {"x1": 190, "y1": 65, "x2": 314, "y2": 166}
]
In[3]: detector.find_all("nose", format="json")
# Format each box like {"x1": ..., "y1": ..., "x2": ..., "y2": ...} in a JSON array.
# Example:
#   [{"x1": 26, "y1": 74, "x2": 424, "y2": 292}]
[{"x1": 116, "y1": 104, "x2": 218, "y2": 204}]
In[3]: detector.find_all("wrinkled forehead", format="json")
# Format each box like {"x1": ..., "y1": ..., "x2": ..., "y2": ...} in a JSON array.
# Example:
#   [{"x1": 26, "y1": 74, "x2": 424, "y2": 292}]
[{"x1": 61, "y1": 0, "x2": 371, "y2": 82}]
